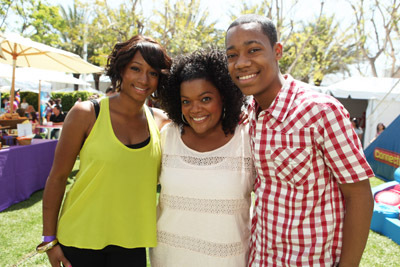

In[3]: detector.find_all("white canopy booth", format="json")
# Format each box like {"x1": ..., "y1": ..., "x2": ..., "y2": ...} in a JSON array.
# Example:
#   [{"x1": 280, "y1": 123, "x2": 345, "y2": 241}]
[{"x1": 326, "y1": 77, "x2": 400, "y2": 148}]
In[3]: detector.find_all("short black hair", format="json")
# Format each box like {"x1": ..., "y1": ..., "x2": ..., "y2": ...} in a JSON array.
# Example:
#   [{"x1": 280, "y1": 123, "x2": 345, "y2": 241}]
[
  {"x1": 352, "y1": 117, "x2": 360, "y2": 128},
  {"x1": 159, "y1": 49, "x2": 245, "y2": 135},
  {"x1": 227, "y1": 14, "x2": 278, "y2": 47},
  {"x1": 53, "y1": 105, "x2": 62, "y2": 111},
  {"x1": 106, "y1": 35, "x2": 172, "y2": 93}
]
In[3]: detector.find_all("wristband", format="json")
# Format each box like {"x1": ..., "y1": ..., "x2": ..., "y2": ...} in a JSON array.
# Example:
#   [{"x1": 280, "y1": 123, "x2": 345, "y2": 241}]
[
  {"x1": 42, "y1": 235, "x2": 56, "y2": 242},
  {"x1": 36, "y1": 239, "x2": 59, "y2": 253}
]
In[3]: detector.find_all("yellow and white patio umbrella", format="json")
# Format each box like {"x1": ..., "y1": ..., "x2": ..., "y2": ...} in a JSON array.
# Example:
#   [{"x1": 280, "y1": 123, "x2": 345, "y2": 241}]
[{"x1": 0, "y1": 32, "x2": 103, "y2": 113}]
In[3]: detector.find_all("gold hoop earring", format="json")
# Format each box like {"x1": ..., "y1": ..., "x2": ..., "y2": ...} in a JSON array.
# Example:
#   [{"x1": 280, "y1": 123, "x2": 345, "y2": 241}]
[{"x1": 182, "y1": 114, "x2": 188, "y2": 124}]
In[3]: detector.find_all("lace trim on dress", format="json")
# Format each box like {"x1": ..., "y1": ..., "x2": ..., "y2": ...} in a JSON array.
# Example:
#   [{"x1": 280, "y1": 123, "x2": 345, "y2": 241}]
[
  {"x1": 157, "y1": 231, "x2": 245, "y2": 257},
  {"x1": 162, "y1": 154, "x2": 253, "y2": 171},
  {"x1": 160, "y1": 194, "x2": 248, "y2": 215}
]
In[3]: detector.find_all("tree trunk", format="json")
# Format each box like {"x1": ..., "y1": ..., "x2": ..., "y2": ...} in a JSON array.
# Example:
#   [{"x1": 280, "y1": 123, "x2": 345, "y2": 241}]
[
  {"x1": 93, "y1": 73, "x2": 101, "y2": 90},
  {"x1": 73, "y1": 73, "x2": 80, "y2": 91}
]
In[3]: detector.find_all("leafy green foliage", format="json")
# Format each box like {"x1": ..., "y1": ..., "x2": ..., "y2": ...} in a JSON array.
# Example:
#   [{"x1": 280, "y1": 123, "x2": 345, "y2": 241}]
[
  {"x1": 280, "y1": 16, "x2": 359, "y2": 85},
  {"x1": 58, "y1": 0, "x2": 87, "y2": 57},
  {"x1": 0, "y1": 0, "x2": 12, "y2": 32},
  {"x1": 2, "y1": 0, "x2": 397, "y2": 86},
  {"x1": 87, "y1": 0, "x2": 144, "y2": 67},
  {"x1": 50, "y1": 92, "x2": 73, "y2": 112},
  {"x1": 72, "y1": 91, "x2": 90, "y2": 102},
  {"x1": 20, "y1": 91, "x2": 39, "y2": 111},
  {"x1": 12, "y1": 0, "x2": 66, "y2": 47},
  {"x1": 148, "y1": 0, "x2": 224, "y2": 56}
]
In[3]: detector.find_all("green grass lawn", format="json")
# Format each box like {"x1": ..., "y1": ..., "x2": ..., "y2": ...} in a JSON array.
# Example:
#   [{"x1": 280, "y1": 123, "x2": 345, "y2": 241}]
[{"x1": 1, "y1": 166, "x2": 400, "y2": 266}]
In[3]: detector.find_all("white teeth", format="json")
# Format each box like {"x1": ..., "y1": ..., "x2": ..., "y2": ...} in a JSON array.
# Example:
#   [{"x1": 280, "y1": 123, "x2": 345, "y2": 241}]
[
  {"x1": 135, "y1": 86, "x2": 146, "y2": 91},
  {"x1": 238, "y1": 74, "x2": 256, "y2": 80},
  {"x1": 192, "y1": 116, "x2": 207, "y2": 121}
]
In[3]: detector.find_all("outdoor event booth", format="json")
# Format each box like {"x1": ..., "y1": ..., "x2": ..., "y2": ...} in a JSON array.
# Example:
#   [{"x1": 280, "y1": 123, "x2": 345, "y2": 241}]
[
  {"x1": 0, "y1": 32, "x2": 101, "y2": 212},
  {"x1": 364, "y1": 115, "x2": 400, "y2": 181},
  {"x1": 321, "y1": 77, "x2": 400, "y2": 244},
  {"x1": 364, "y1": 115, "x2": 400, "y2": 245},
  {"x1": 370, "y1": 168, "x2": 400, "y2": 246},
  {"x1": 0, "y1": 139, "x2": 57, "y2": 212},
  {"x1": 325, "y1": 77, "x2": 400, "y2": 148}
]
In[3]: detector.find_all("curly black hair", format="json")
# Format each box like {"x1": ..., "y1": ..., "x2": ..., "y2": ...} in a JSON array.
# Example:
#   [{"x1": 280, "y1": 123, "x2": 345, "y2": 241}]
[
  {"x1": 105, "y1": 35, "x2": 172, "y2": 94},
  {"x1": 159, "y1": 49, "x2": 245, "y2": 135}
]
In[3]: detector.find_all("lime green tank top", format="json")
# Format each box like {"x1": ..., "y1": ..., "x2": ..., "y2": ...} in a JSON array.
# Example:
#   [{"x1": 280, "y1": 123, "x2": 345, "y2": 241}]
[{"x1": 57, "y1": 97, "x2": 161, "y2": 249}]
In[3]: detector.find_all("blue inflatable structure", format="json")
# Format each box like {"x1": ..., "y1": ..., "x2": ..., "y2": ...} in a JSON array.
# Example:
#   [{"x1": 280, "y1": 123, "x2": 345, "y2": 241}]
[
  {"x1": 365, "y1": 115, "x2": 400, "y2": 244},
  {"x1": 370, "y1": 168, "x2": 400, "y2": 245},
  {"x1": 364, "y1": 115, "x2": 400, "y2": 181}
]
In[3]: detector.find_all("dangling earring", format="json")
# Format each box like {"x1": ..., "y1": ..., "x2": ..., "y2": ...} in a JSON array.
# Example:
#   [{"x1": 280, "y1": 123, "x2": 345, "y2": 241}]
[
  {"x1": 182, "y1": 113, "x2": 188, "y2": 124},
  {"x1": 222, "y1": 107, "x2": 226, "y2": 120}
]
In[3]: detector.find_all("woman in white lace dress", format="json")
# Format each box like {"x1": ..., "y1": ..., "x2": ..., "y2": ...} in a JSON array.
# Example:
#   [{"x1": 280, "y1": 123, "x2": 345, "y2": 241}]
[{"x1": 150, "y1": 49, "x2": 255, "y2": 266}]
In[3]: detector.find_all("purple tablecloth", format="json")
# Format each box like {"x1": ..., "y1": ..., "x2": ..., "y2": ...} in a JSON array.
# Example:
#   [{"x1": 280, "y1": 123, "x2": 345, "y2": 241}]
[{"x1": 0, "y1": 139, "x2": 58, "y2": 211}]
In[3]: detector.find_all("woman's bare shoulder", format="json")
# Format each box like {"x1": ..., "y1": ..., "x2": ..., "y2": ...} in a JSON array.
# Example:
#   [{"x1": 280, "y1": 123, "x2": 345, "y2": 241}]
[{"x1": 63, "y1": 100, "x2": 97, "y2": 128}]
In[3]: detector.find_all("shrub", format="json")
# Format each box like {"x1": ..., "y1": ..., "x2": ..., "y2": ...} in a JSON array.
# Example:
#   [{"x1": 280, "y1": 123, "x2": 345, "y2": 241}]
[
  {"x1": 1, "y1": 91, "x2": 99, "y2": 112},
  {"x1": 20, "y1": 92, "x2": 39, "y2": 110}
]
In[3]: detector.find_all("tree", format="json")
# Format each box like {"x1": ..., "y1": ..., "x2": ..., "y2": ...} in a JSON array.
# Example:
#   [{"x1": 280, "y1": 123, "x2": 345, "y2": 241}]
[
  {"x1": 148, "y1": 0, "x2": 224, "y2": 57},
  {"x1": 88, "y1": 0, "x2": 144, "y2": 66},
  {"x1": 59, "y1": 0, "x2": 87, "y2": 58},
  {"x1": 11, "y1": 0, "x2": 66, "y2": 46},
  {"x1": 230, "y1": 0, "x2": 359, "y2": 85},
  {"x1": 280, "y1": 16, "x2": 358, "y2": 85},
  {"x1": 0, "y1": 0, "x2": 12, "y2": 32},
  {"x1": 86, "y1": 0, "x2": 145, "y2": 89},
  {"x1": 229, "y1": 0, "x2": 301, "y2": 51},
  {"x1": 58, "y1": 0, "x2": 89, "y2": 90},
  {"x1": 348, "y1": 0, "x2": 400, "y2": 77}
]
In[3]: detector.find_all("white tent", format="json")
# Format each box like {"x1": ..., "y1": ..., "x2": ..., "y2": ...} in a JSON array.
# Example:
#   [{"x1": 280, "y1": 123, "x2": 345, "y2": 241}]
[
  {"x1": 85, "y1": 74, "x2": 111, "y2": 93},
  {"x1": 0, "y1": 63, "x2": 89, "y2": 88},
  {"x1": 326, "y1": 77, "x2": 400, "y2": 148},
  {"x1": 0, "y1": 79, "x2": 52, "y2": 93}
]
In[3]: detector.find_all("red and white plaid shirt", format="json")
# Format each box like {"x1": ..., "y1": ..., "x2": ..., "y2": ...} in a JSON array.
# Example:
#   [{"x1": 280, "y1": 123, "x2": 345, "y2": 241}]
[{"x1": 247, "y1": 75, "x2": 374, "y2": 267}]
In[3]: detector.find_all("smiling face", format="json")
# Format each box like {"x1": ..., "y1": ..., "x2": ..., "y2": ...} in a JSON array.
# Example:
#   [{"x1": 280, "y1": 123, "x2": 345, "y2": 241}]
[
  {"x1": 226, "y1": 22, "x2": 283, "y2": 109},
  {"x1": 180, "y1": 79, "x2": 224, "y2": 137},
  {"x1": 120, "y1": 51, "x2": 159, "y2": 103}
]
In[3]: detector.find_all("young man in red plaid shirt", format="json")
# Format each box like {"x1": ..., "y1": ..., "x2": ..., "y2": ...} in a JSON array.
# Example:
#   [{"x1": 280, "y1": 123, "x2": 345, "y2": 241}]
[{"x1": 225, "y1": 14, "x2": 374, "y2": 267}]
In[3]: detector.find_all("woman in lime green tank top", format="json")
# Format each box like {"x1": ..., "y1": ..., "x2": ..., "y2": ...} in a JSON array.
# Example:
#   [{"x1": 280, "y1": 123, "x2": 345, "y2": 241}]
[{"x1": 39, "y1": 35, "x2": 171, "y2": 267}]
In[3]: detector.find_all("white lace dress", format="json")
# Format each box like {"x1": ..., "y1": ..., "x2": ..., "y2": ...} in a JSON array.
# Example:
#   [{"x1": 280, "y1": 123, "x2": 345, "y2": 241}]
[{"x1": 150, "y1": 123, "x2": 255, "y2": 267}]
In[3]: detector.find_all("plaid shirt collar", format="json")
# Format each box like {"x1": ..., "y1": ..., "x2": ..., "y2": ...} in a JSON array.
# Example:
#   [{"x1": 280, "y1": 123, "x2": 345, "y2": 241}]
[{"x1": 253, "y1": 74, "x2": 298, "y2": 123}]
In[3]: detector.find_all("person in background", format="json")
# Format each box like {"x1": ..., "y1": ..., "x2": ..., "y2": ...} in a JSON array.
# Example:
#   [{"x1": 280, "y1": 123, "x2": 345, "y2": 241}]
[
  {"x1": 4, "y1": 97, "x2": 18, "y2": 113},
  {"x1": 30, "y1": 111, "x2": 42, "y2": 139},
  {"x1": 43, "y1": 100, "x2": 54, "y2": 123},
  {"x1": 150, "y1": 49, "x2": 255, "y2": 266},
  {"x1": 47, "y1": 99, "x2": 55, "y2": 109},
  {"x1": 39, "y1": 35, "x2": 171, "y2": 267},
  {"x1": 20, "y1": 97, "x2": 29, "y2": 110},
  {"x1": 89, "y1": 93, "x2": 100, "y2": 100},
  {"x1": 16, "y1": 108, "x2": 27, "y2": 118},
  {"x1": 351, "y1": 117, "x2": 364, "y2": 141},
  {"x1": 14, "y1": 89, "x2": 21, "y2": 106},
  {"x1": 54, "y1": 98, "x2": 62, "y2": 109},
  {"x1": 25, "y1": 105, "x2": 36, "y2": 116},
  {"x1": 225, "y1": 14, "x2": 374, "y2": 266},
  {"x1": 48, "y1": 105, "x2": 65, "y2": 139},
  {"x1": 376, "y1": 122, "x2": 386, "y2": 137},
  {"x1": 370, "y1": 122, "x2": 386, "y2": 143},
  {"x1": 1, "y1": 98, "x2": 8, "y2": 113}
]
